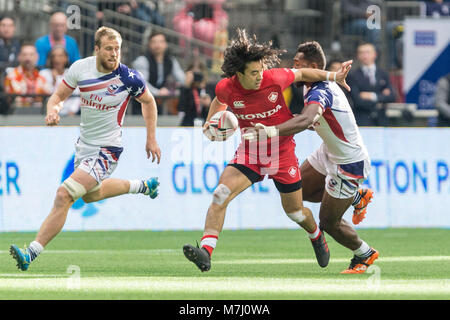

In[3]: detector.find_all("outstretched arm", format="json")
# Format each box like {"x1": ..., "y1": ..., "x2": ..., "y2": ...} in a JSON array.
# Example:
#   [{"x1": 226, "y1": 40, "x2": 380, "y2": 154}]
[
  {"x1": 294, "y1": 60, "x2": 353, "y2": 91},
  {"x1": 242, "y1": 103, "x2": 323, "y2": 141},
  {"x1": 136, "y1": 89, "x2": 161, "y2": 164},
  {"x1": 45, "y1": 81, "x2": 75, "y2": 126}
]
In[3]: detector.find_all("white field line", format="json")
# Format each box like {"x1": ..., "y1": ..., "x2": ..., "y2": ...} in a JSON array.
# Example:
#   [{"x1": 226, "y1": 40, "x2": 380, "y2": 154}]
[
  {"x1": 1, "y1": 248, "x2": 450, "y2": 264},
  {"x1": 0, "y1": 276, "x2": 449, "y2": 295},
  {"x1": 0, "y1": 249, "x2": 178, "y2": 254},
  {"x1": 215, "y1": 256, "x2": 450, "y2": 264}
]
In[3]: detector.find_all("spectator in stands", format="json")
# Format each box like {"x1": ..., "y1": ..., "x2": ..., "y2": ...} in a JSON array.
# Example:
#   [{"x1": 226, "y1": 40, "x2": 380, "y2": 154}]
[
  {"x1": 132, "y1": 32, "x2": 185, "y2": 97},
  {"x1": 347, "y1": 43, "x2": 396, "y2": 126},
  {"x1": 132, "y1": 0, "x2": 166, "y2": 27},
  {"x1": 132, "y1": 32, "x2": 185, "y2": 114},
  {"x1": 172, "y1": 0, "x2": 228, "y2": 57},
  {"x1": 178, "y1": 62, "x2": 214, "y2": 126},
  {"x1": 35, "y1": 12, "x2": 81, "y2": 68},
  {"x1": 39, "y1": 46, "x2": 80, "y2": 116},
  {"x1": 435, "y1": 73, "x2": 450, "y2": 126},
  {"x1": 0, "y1": 16, "x2": 21, "y2": 73},
  {"x1": 425, "y1": 0, "x2": 450, "y2": 17},
  {"x1": 340, "y1": 0, "x2": 381, "y2": 45},
  {"x1": 4, "y1": 44, "x2": 51, "y2": 108}
]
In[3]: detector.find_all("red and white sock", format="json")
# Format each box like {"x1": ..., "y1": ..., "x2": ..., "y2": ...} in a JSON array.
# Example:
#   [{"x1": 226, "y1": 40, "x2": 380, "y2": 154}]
[
  {"x1": 308, "y1": 225, "x2": 321, "y2": 240},
  {"x1": 200, "y1": 234, "x2": 218, "y2": 256}
]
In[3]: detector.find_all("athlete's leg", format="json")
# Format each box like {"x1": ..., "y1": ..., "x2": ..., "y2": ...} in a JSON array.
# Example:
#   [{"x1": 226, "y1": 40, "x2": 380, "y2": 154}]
[
  {"x1": 300, "y1": 159, "x2": 326, "y2": 203},
  {"x1": 183, "y1": 164, "x2": 255, "y2": 272},
  {"x1": 203, "y1": 165, "x2": 253, "y2": 236},
  {"x1": 278, "y1": 188, "x2": 317, "y2": 233},
  {"x1": 36, "y1": 168, "x2": 98, "y2": 247},
  {"x1": 277, "y1": 182, "x2": 330, "y2": 268},
  {"x1": 318, "y1": 192, "x2": 361, "y2": 250}
]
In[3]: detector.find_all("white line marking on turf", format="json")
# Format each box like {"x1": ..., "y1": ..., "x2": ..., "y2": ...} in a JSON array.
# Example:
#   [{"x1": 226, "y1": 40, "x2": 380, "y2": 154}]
[
  {"x1": 0, "y1": 276, "x2": 449, "y2": 296},
  {"x1": 0, "y1": 249, "x2": 178, "y2": 254},
  {"x1": 214, "y1": 256, "x2": 450, "y2": 264}
]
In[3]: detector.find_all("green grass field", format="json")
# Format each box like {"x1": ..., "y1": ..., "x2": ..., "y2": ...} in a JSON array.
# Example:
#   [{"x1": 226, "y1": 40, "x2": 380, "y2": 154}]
[{"x1": 0, "y1": 228, "x2": 449, "y2": 300}]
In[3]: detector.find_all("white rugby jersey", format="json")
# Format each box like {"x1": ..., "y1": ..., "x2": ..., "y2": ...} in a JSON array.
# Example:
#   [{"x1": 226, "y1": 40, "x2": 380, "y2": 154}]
[
  {"x1": 304, "y1": 81, "x2": 369, "y2": 164},
  {"x1": 63, "y1": 56, "x2": 146, "y2": 147}
]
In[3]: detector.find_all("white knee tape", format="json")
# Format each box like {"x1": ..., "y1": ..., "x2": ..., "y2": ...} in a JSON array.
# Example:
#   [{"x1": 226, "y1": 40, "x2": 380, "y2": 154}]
[
  {"x1": 212, "y1": 184, "x2": 231, "y2": 205},
  {"x1": 62, "y1": 177, "x2": 87, "y2": 200},
  {"x1": 87, "y1": 183, "x2": 101, "y2": 194},
  {"x1": 286, "y1": 210, "x2": 306, "y2": 223}
]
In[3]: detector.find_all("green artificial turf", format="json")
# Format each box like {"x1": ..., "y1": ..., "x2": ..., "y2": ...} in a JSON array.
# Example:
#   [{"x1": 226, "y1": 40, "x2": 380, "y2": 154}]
[{"x1": 0, "y1": 228, "x2": 449, "y2": 299}]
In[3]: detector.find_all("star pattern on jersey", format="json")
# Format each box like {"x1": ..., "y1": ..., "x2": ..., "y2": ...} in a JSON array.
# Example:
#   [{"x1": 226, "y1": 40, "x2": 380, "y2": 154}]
[
  {"x1": 135, "y1": 86, "x2": 144, "y2": 97},
  {"x1": 128, "y1": 70, "x2": 135, "y2": 79}
]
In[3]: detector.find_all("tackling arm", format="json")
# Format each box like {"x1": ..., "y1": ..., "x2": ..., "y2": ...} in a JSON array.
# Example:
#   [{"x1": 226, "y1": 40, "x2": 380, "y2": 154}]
[
  {"x1": 294, "y1": 60, "x2": 353, "y2": 91},
  {"x1": 276, "y1": 103, "x2": 323, "y2": 136}
]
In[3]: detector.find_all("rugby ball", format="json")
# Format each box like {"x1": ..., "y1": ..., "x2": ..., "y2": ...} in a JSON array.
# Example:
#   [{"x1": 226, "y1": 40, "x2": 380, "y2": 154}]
[{"x1": 208, "y1": 110, "x2": 239, "y2": 141}]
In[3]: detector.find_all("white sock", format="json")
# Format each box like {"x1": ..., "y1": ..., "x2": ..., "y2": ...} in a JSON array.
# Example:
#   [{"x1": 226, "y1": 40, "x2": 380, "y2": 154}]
[
  {"x1": 353, "y1": 240, "x2": 371, "y2": 258},
  {"x1": 128, "y1": 179, "x2": 143, "y2": 194},
  {"x1": 27, "y1": 241, "x2": 44, "y2": 261},
  {"x1": 308, "y1": 225, "x2": 321, "y2": 240}
]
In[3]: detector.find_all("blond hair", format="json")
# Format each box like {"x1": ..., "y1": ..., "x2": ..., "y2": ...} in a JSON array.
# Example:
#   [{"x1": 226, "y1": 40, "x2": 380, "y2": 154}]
[{"x1": 94, "y1": 26, "x2": 122, "y2": 48}]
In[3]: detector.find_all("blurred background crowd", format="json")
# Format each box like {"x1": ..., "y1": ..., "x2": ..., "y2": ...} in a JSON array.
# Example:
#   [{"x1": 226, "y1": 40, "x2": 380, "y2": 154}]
[{"x1": 0, "y1": 0, "x2": 449, "y2": 127}]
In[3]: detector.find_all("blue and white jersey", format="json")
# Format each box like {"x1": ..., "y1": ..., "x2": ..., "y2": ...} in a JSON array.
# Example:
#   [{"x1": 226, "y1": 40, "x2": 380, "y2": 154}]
[
  {"x1": 63, "y1": 56, "x2": 146, "y2": 147},
  {"x1": 304, "y1": 81, "x2": 369, "y2": 164}
]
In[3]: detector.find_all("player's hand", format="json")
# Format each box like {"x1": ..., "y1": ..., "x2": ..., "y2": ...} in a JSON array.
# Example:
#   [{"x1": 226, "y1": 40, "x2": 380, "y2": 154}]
[
  {"x1": 146, "y1": 138, "x2": 161, "y2": 164},
  {"x1": 45, "y1": 112, "x2": 60, "y2": 126},
  {"x1": 336, "y1": 60, "x2": 352, "y2": 91},
  {"x1": 242, "y1": 123, "x2": 278, "y2": 142},
  {"x1": 203, "y1": 121, "x2": 216, "y2": 141}
]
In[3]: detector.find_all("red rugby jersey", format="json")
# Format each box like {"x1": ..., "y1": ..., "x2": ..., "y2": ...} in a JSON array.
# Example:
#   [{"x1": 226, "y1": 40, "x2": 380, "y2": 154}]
[{"x1": 215, "y1": 68, "x2": 297, "y2": 155}]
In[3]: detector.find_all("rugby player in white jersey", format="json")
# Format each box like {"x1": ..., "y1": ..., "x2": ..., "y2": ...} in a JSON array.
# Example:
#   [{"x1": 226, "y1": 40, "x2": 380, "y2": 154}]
[
  {"x1": 244, "y1": 42, "x2": 377, "y2": 274},
  {"x1": 10, "y1": 27, "x2": 162, "y2": 271}
]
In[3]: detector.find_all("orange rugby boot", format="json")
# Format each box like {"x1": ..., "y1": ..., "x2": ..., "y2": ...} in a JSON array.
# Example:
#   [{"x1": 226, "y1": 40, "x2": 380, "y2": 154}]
[
  {"x1": 352, "y1": 188, "x2": 374, "y2": 225},
  {"x1": 340, "y1": 248, "x2": 379, "y2": 274}
]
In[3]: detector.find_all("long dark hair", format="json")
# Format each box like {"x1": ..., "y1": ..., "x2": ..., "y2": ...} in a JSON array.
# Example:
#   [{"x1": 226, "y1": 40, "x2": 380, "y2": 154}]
[{"x1": 221, "y1": 28, "x2": 285, "y2": 78}]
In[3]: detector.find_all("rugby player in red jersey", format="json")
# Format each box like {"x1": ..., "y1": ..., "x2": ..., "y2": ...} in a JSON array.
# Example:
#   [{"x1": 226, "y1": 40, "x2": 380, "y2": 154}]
[
  {"x1": 244, "y1": 41, "x2": 378, "y2": 274},
  {"x1": 183, "y1": 29, "x2": 352, "y2": 272}
]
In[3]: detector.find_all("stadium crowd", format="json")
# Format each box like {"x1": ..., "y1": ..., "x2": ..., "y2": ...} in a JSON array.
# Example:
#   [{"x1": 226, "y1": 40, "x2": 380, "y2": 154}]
[{"x1": 0, "y1": 0, "x2": 449, "y2": 126}]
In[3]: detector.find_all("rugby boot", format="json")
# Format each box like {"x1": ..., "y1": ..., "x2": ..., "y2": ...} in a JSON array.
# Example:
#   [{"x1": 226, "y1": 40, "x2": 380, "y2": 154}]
[
  {"x1": 352, "y1": 188, "x2": 374, "y2": 225},
  {"x1": 341, "y1": 248, "x2": 379, "y2": 274},
  {"x1": 10, "y1": 244, "x2": 31, "y2": 271},
  {"x1": 144, "y1": 177, "x2": 159, "y2": 199},
  {"x1": 183, "y1": 242, "x2": 211, "y2": 272},
  {"x1": 310, "y1": 230, "x2": 330, "y2": 268}
]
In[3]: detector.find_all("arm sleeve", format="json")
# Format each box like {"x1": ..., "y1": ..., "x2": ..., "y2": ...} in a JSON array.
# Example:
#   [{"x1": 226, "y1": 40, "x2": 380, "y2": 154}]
[
  {"x1": 214, "y1": 79, "x2": 229, "y2": 105},
  {"x1": 129, "y1": 69, "x2": 147, "y2": 98},
  {"x1": 62, "y1": 61, "x2": 79, "y2": 89},
  {"x1": 267, "y1": 68, "x2": 296, "y2": 91},
  {"x1": 304, "y1": 86, "x2": 332, "y2": 111},
  {"x1": 132, "y1": 56, "x2": 159, "y2": 95}
]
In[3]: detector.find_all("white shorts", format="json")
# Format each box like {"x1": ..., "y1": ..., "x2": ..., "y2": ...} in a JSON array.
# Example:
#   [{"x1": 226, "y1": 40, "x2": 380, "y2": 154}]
[
  {"x1": 307, "y1": 144, "x2": 370, "y2": 199},
  {"x1": 74, "y1": 139, "x2": 123, "y2": 183}
]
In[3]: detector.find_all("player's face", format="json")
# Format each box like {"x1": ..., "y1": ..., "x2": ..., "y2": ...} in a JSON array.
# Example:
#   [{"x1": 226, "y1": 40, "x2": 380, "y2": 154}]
[
  {"x1": 237, "y1": 61, "x2": 263, "y2": 90},
  {"x1": 95, "y1": 37, "x2": 121, "y2": 72},
  {"x1": 293, "y1": 52, "x2": 311, "y2": 69}
]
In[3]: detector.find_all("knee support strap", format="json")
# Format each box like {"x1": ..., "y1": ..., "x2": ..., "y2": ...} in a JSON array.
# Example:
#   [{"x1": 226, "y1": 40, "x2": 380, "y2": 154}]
[
  {"x1": 62, "y1": 177, "x2": 87, "y2": 201},
  {"x1": 286, "y1": 210, "x2": 306, "y2": 223},
  {"x1": 212, "y1": 184, "x2": 231, "y2": 205}
]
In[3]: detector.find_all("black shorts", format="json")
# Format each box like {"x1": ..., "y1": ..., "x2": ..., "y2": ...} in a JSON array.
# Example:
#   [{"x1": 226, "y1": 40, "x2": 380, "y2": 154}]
[{"x1": 227, "y1": 163, "x2": 302, "y2": 193}]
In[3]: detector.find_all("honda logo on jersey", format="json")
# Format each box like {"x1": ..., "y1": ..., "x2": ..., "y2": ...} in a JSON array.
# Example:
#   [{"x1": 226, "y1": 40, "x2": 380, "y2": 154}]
[
  {"x1": 233, "y1": 101, "x2": 245, "y2": 108},
  {"x1": 268, "y1": 92, "x2": 278, "y2": 103}
]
